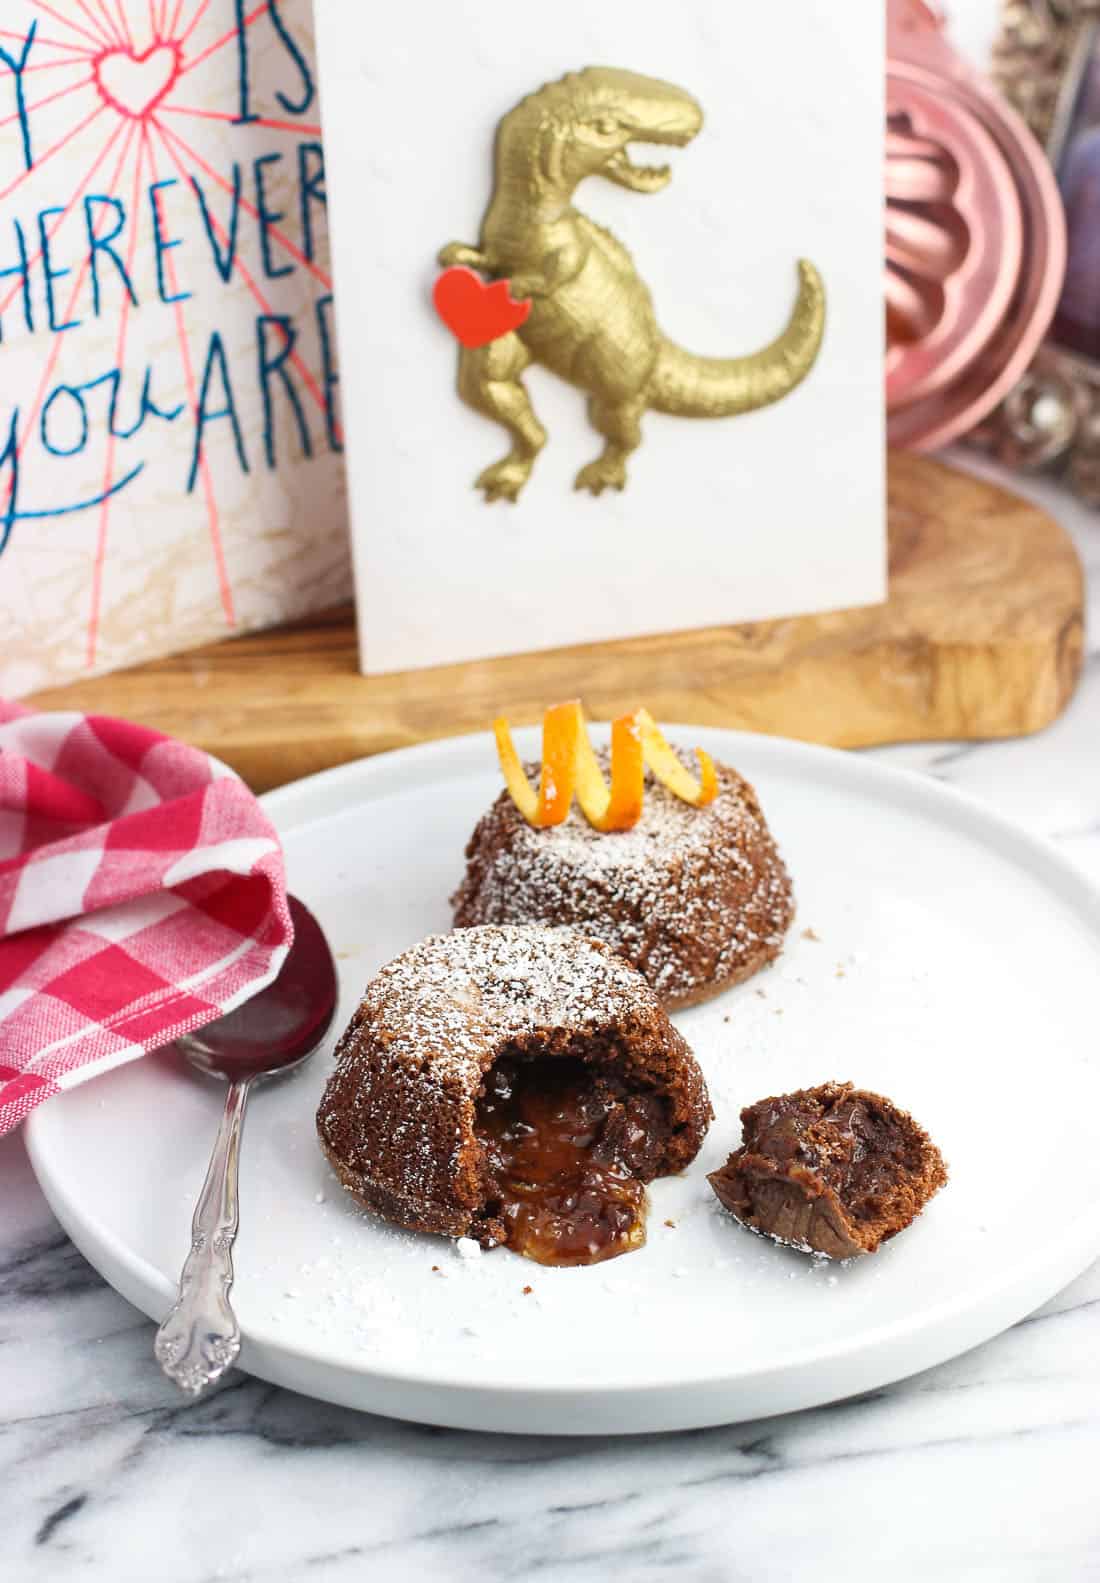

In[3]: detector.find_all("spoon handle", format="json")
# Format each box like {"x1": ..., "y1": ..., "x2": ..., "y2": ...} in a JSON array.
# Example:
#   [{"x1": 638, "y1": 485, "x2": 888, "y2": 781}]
[{"x1": 154, "y1": 1077, "x2": 251, "y2": 1395}]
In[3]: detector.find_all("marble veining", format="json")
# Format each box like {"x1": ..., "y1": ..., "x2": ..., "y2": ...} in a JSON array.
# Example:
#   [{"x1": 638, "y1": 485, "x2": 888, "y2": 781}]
[{"x1": 4, "y1": 455, "x2": 1100, "y2": 1582}]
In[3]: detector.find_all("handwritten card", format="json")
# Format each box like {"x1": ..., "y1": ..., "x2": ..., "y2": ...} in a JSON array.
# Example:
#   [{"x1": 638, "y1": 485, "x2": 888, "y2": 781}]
[
  {"x1": 315, "y1": 0, "x2": 885, "y2": 676},
  {"x1": 0, "y1": 0, "x2": 347, "y2": 697}
]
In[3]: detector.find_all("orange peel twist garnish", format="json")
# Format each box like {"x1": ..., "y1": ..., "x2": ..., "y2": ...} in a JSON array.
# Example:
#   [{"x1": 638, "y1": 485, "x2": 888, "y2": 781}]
[{"x1": 493, "y1": 701, "x2": 718, "y2": 832}]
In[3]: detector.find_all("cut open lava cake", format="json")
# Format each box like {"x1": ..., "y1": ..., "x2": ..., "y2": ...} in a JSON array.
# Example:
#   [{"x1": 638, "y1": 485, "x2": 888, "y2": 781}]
[{"x1": 316, "y1": 925, "x2": 712, "y2": 1266}]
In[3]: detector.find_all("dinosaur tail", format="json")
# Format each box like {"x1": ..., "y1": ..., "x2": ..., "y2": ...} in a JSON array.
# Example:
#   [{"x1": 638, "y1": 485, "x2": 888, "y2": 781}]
[{"x1": 650, "y1": 260, "x2": 825, "y2": 418}]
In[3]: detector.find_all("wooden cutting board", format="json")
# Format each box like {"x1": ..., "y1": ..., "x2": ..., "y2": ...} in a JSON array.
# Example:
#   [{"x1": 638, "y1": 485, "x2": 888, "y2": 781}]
[{"x1": 27, "y1": 453, "x2": 1084, "y2": 793}]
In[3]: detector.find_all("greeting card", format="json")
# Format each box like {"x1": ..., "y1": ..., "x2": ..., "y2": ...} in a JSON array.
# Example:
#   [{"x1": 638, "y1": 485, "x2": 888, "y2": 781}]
[
  {"x1": 0, "y1": 0, "x2": 347, "y2": 697},
  {"x1": 314, "y1": 0, "x2": 885, "y2": 675}
]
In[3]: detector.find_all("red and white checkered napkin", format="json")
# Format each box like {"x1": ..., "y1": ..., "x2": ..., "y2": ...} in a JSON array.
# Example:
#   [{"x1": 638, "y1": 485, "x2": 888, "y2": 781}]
[{"x1": 0, "y1": 702, "x2": 294, "y2": 1134}]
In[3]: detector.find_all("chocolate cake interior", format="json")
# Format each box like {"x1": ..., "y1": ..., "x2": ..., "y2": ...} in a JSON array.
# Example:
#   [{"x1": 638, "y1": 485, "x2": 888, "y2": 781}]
[
  {"x1": 474, "y1": 1042, "x2": 671, "y2": 1267},
  {"x1": 746, "y1": 1090, "x2": 925, "y2": 1225},
  {"x1": 708, "y1": 1082, "x2": 948, "y2": 1257}
]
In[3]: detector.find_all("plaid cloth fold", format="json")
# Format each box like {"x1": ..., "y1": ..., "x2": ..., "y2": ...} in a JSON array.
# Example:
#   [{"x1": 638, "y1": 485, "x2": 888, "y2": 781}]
[{"x1": 0, "y1": 701, "x2": 293, "y2": 1133}]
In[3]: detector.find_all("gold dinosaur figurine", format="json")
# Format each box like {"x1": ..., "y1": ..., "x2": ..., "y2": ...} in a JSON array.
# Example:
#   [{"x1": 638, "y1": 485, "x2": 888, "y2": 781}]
[{"x1": 439, "y1": 66, "x2": 826, "y2": 502}]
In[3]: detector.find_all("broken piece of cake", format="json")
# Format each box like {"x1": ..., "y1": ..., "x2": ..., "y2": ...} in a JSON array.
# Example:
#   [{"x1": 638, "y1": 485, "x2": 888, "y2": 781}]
[{"x1": 707, "y1": 1081, "x2": 947, "y2": 1258}]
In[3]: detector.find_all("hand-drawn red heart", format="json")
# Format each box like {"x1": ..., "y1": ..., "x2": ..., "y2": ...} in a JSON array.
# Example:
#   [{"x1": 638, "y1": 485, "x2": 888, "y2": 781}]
[
  {"x1": 93, "y1": 42, "x2": 181, "y2": 120},
  {"x1": 432, "y1": 267, "x2": 531, "y2": 348}
]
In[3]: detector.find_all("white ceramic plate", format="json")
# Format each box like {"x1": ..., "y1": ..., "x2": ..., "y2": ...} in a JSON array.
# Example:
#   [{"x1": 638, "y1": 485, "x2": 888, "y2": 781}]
[{"x1": 25, "y1": 729, "x2": 1100, "y2": 1434}]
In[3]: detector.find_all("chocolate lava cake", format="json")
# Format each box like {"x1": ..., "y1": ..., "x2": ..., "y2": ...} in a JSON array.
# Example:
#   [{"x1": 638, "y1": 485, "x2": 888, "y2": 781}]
[
  {"x1": 708, "y1": 1081, "x2": 947, "y2": 1258},
  {"x1": 451, "y1": 757, "x2": 793, "y2": 1008},
  {"x1": 316, "y1": 925, "x2": 712, "y2": 1265}
]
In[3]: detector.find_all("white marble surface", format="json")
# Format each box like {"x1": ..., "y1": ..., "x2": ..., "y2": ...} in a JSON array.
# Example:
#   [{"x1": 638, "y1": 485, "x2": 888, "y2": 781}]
[{"x1": 3, "y1": 450, "x2": 1099, "y2": 1582}]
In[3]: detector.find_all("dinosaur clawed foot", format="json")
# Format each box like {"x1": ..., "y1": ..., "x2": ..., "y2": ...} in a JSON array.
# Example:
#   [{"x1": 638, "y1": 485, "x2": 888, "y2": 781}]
[
  {"x1": 475, "y1": 456, "x2": 532, "y2": 503},
  {"x1": 575, "y1": 455, "x2": 628, "y2": 496},
  {"x1": 439, "y1": 241, "x2": 487, "y2": 270}
]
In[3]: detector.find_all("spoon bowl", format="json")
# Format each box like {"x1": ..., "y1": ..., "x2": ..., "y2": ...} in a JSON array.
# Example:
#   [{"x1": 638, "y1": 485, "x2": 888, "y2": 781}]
[
  {"x1": 179, "y1": 896, "x2": 338, "y2": 1082},
  {"x1": 154, "y1": 895, "x2": 338, "y2": 1396}
]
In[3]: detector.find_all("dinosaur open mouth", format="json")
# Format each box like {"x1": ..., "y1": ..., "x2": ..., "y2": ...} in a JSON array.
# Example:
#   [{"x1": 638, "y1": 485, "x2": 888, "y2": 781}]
[{"x1": 604, "y1": 147, "x2": 673, "y2": 194}]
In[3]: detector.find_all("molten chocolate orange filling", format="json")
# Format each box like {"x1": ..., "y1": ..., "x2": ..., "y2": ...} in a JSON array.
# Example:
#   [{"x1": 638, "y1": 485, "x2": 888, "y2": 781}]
[{"x1": 475, "y1": 1057, "x2": 665, "y2": 1266}]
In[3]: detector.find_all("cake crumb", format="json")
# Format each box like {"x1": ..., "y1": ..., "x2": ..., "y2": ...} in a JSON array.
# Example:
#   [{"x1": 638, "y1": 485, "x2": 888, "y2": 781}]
[
  {"x1": 522, "y1": 1284, "x2": 533, "y2": 1295},
  {"x1": 664, "y1": 1218, "x2": 677, "y2": 1229},
  {"x1": 454, "y1": 1237, "x2": 482, "y2": 1260},
  {"x1": 801, "y1": 927, "x2": 820, "y2": 942}
]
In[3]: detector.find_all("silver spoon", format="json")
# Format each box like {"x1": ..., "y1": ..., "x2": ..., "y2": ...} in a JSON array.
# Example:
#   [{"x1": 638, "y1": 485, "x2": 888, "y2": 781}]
[{"x1": 154, "y1": 896, "x2": 338, "y2": 1396}]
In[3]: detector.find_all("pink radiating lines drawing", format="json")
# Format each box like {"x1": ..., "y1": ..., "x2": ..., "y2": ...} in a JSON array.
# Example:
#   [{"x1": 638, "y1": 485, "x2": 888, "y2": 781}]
[{"x1": 2, "y1": 0, "x2": 333, "y2": 666}]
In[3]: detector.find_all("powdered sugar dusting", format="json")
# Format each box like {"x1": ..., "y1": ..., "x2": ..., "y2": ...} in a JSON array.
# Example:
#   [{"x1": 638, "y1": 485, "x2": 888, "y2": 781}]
[
  {"x1": 364, "y1": 924, "x2": 660, "y2": 1087},
  {"x1": 452, "y1": 756, "x2": 794, "y2": 1005}
]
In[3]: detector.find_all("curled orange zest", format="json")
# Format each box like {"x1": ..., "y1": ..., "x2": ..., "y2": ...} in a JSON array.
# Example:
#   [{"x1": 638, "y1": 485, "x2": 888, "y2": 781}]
[
  {"x1": 634, "y1": 709, "x2": 718, "y2": 808},
  {"x1": 493, "y1": 701, "x2": 717, "y2": 831}
]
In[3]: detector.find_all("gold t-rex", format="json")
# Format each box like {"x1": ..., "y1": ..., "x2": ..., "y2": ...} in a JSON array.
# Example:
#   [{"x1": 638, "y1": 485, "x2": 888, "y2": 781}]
[{"x1": 439, "y1": 66, "x2": 826, "y2": 502}]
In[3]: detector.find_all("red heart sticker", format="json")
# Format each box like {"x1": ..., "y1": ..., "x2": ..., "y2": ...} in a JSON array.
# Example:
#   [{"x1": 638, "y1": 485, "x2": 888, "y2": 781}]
[{"x1": 432, "y1": 266, "x2": 531, "y2": 348}]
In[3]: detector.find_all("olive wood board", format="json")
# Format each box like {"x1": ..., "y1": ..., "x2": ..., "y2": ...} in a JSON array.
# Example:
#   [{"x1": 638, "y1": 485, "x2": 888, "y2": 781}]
[{"x1": 28, "y1": 452, "x2": 1084, "y2": 793}]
